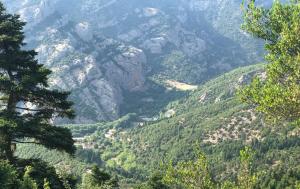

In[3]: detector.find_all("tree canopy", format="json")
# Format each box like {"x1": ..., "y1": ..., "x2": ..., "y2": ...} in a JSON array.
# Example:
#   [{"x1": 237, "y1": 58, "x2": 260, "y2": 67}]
[{"x1": 240, "y1": 0, "x2": 300, "y2": 126}]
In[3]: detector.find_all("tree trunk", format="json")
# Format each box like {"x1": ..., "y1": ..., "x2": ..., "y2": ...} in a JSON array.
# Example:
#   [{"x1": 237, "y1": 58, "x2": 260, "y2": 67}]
[
  {"x1": 0, "y1": 128, "x2": 14, "y2": 162},
  {"x1": 6, "y1": 72, "x2": 17, "y2": 114},
  {"x1": 2, "y1": 70, "x2": 17, "y2": 162}
]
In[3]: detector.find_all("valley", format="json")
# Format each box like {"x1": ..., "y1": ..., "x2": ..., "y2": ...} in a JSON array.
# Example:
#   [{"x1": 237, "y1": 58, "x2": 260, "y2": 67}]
[
  {"x1": 16, "y1": 64, "x2": 300, "y2": 187},
  {"x1": 1, "y1": 0, "x2": 300, "y2": 188},
  {"x1": 3, "y1": 0, "x2": 264, "y2": 124}
]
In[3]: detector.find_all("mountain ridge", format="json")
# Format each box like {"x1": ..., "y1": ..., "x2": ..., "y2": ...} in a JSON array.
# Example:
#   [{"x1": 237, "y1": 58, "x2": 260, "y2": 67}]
[{"x1": 3, "y1": 0, "x2": 265, "y2": 123}]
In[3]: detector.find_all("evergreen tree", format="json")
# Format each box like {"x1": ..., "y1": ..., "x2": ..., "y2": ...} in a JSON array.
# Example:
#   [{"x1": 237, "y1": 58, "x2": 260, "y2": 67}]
[
  {"x1": 81, "y1": 166, "x2": 118, "y2": 189},
  {"x1": 0, "y1": 2, "x2": 75, "y2": 163},
  {"x1": 135, "y1": 172, "x2": 170, "y2": 189},
  {"x1": 147, "y1": 173, "x2": 170, "y2": 189},
  {"x1": 90, "y1": 165, "x2": 112, "y2": 185},
  {"x1": 0, "y1": 160, "x2": 39, "y2": 189},
  {"x1": 0, "y1": 160, "x2": 20, "y2": 189},
  {"x1": 17, "y1": 159, "x2": 67, "y2": 189},
  {"x1": 240, "y1": 0, "x2": 300, "y2": 126}
]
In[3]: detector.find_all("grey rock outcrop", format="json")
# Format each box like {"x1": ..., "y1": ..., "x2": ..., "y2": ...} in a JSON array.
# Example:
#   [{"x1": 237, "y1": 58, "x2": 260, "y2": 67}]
[{"x1": 2, "y1": 0, "x2": 269, "y2": 123}]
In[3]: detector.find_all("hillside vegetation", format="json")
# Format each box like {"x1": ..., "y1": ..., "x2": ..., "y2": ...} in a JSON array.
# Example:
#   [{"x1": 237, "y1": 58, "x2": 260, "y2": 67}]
[{"x1": 18, "y1": 64, "x2": 300, "y2": 188}]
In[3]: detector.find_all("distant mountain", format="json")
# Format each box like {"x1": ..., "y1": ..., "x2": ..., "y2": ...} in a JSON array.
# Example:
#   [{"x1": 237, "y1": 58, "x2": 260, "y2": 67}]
[{"x1": 2, "y1": 0, "x2": 267, "y2": 123}]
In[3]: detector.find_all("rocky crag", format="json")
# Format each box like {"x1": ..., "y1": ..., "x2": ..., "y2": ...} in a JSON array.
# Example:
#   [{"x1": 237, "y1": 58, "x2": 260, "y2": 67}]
[{"x1": 3, "y1": 0, "x2": 267, "y2": 123}]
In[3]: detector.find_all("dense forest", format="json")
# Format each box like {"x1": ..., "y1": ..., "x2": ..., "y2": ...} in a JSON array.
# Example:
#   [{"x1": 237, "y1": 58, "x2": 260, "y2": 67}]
[{"x1": 0, "y1": 0, "x2": 300, "y2": 189}]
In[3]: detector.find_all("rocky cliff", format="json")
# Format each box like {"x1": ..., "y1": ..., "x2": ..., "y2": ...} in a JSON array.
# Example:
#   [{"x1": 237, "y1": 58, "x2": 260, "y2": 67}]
[{"x1": 2, "y1": 0, "x2": 266, "y2": 123}]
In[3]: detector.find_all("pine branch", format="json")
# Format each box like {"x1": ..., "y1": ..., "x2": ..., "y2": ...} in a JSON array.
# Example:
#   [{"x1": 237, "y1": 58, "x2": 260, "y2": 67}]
[{"x1": 11, "y1": 140, "x2": 40, "y2": 145}]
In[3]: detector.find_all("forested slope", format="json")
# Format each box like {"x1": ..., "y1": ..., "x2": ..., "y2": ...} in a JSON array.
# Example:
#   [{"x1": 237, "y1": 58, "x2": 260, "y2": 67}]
[{"x1": 18, "y1": 64, "x2": 300, "y2": 187}]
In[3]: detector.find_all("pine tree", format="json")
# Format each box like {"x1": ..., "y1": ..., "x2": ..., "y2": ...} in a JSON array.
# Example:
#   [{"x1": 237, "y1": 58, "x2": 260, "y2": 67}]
[
  {"x1": 146, "y1": 173, "x2": 170, "y2": 189},
  {"x1": 81, "y1": 166, "x2": 118, "y2": 189},
  {"x1": 90, "y1": 165, "x2": 112, "y2": 185},
  {"x1": 240, "y1": 0, "x2": 300, "y2": 126},
  {"x1": 0, "y1": 2, "x2": 75, "y2": 162},
  {"x1": 0, "y1": 160, "x2": 20, "y2": 189}
]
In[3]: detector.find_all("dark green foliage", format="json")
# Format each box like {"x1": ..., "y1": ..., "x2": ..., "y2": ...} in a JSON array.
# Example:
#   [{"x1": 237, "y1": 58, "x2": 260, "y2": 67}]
[
  {"x1": 0, "y1": 160, "x2": 40, "y2": 189},
  {"x1": 90, "y1": 165, "x2": 112, "y2": 185},
  {"x1": 81, "y1": 165, "x2": 118, "y2": 189},
  {"x1": 0, "y1": 160, "x2": 20, "y2": 189},
  {"x1": 146, "y1": 173, "x2": 170, "y2": 189},
  {"x1": 17, "y1": 159, "x2": 66, "y2": 189},
  {"x1": 135, "y1": 173, "x2": 170, "y2": 189},
  {"x1": 256, "y1": 165, "x2": 300, "y2": 189},
  {"x1": 0, "y1": 2, "x2": 75, "y2": 163}
]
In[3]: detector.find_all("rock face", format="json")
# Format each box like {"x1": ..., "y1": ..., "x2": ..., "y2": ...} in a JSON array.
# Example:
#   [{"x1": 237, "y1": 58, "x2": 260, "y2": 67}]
[
  {"x1": 39, "y1": 33, "x2": 147, "y2": 123},
  {"x1": 75, "y1": 22, "x2": 93, "y2": 42},
  {"x1": 2, "y1": 0, "x2": 270, "y2": 123}
]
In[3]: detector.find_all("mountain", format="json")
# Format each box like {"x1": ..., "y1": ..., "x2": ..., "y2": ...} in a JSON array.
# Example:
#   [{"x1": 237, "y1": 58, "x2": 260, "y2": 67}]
[
  {"x1": 2, "y1": 0, "x2": 265, "y2": 124},
  {"x1": 17, "y1": 64, "x2": 300, "y2": 187},
  {"x1": 5, "y1": 0, "x2": 300, "y2": 188}
]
